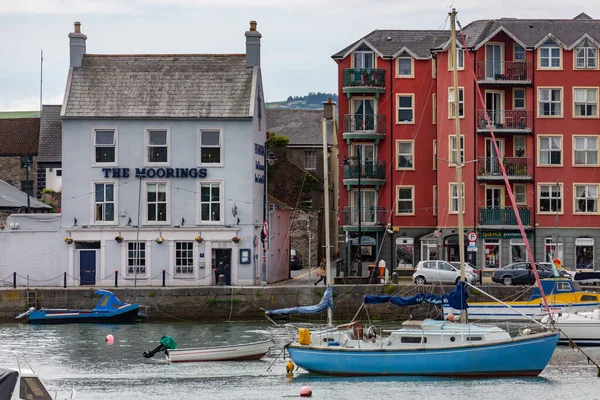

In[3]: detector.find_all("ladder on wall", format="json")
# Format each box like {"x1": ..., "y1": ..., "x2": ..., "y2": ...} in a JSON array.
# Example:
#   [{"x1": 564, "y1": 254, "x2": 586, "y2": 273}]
[{"x1": 26, "y1": 290, "x2": 38, "y2": 309}]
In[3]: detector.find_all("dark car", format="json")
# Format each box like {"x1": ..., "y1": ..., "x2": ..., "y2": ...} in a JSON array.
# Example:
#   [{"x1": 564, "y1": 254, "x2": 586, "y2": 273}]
[
  {"x1": 492, "y1": 262, "x2": 569, "y2": 285},
  {"x1": 290, "y1": 249, "x2": 303, "y2": 270}
]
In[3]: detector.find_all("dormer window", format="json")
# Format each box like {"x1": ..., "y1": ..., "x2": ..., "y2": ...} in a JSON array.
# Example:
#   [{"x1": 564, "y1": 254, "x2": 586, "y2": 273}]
[
  {"x1": 354, "y1": 51, "x2": 374, "y2": 69},
  {"x1": 576, "y1": 40, "x2": 597, "y2": 69},
  {"x1": 539, "y1": 41, "x2": 561, "y2": 68},
  {"x1": 397, "y1": 54, "x2": 413, "y2": 77},
  {"x1": 514, "y1": 44, "x2": 526, "y2": 61}
]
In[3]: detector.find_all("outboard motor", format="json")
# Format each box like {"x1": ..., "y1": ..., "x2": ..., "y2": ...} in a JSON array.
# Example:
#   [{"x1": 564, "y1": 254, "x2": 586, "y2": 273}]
[{"x1": 143, "y1": 336, "x2": 177, "y2": 359}]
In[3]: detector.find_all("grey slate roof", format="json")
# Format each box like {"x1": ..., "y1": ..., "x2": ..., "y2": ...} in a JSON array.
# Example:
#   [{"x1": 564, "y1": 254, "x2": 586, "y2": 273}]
[
  {"x1": 266, "y1": 110, "x2": 333, "y2": 146},
  {"x1": 37, "y1": 105, "x2": 62, "y2": 163},
  {"x1": 63, "y1": 54, "x2": 254, "y2": 119},
  {"x1": 0, "y1": 180, "x2": 50, "y2": 210}
]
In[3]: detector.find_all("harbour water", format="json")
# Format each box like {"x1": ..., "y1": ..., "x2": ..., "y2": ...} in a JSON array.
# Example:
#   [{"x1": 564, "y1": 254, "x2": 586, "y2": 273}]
[{"x1": 1, "y1": 321, "x2": 599, "y2": 399}]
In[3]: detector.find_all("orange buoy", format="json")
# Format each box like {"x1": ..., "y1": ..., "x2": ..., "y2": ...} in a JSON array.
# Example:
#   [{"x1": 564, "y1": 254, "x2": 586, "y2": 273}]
[
  {"x1": 299, "y1": 386, "x2": 312, "y2": 397},
  {"x1": 105, "y1": 334, "x2": 114, "y2": 344}
]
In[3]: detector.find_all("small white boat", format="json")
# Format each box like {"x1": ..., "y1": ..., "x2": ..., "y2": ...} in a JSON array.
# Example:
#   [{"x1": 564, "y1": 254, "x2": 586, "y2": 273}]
[
  {"x1": 542, "y1": 309, "x2": 600, "y2": 346},
  {"x1": 165, "y1": 340, "x2": 272, "y2": 363}
]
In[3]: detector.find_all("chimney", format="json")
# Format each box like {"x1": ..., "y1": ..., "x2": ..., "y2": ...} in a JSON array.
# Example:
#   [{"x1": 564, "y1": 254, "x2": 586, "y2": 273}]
[
  {"x1": 68, "y1": 21, "x2": 87, "y2": 68},
  {"x1": 245, "y1": 20, "x2": 262, "y2": 68}
]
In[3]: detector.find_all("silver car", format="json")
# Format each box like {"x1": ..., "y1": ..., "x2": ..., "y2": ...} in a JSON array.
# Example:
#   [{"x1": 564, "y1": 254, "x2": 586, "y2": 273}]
[{"x1": 412, "y1": 260, "x2": 477, "y2": 285}]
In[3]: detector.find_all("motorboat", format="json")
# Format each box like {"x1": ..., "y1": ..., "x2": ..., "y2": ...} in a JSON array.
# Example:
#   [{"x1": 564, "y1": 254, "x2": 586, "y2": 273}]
[
  {"x1": 16, "y1": 289, "x2": 146, "y2": 324},
  {"x1": 542, "y1": 309, "x2": 600, "y2": 346}
]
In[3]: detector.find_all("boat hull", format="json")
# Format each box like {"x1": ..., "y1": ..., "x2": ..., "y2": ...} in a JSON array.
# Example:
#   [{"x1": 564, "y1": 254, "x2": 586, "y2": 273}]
[
  {"x1": 553, "y1": 313, "x2": 600, "y2": 346},
  {"x1": 28, "y1": 305, "x2": 141, "y2": 324},
  {"x1": 166, "y1": 340, "x2": 272, "y2": 363},
  {"x1": 287, "y1": 332, "x2": 559, "y2": 377}
]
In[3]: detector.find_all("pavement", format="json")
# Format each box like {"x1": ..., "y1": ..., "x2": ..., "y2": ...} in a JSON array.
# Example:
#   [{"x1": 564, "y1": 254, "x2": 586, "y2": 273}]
[{"x1": 276, "y1": 264, "x2": 334, "y2": 286}]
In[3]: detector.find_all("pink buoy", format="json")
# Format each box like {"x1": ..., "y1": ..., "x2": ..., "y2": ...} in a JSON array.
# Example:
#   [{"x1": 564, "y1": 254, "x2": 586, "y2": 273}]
[
  {"x1": 299, "y1": 386, "x2": 312, "y2": 397},
  {"x1": 105, "y1": 334, "x2": 114, "y2": 344}
]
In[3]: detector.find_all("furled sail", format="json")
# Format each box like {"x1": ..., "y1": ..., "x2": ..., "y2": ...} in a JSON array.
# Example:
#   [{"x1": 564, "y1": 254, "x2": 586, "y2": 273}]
[
  {"x1": 364, "y1": 281, "x2": 469, "y2": 310},
  {"x1": 266, "y1": 287, "x2": 333, "y2": 316}
]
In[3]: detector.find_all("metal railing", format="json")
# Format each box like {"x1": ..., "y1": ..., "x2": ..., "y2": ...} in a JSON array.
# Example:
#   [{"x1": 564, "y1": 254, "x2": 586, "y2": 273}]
[
  {"x1": 476, "y1": 61, "x2": 531, "y2": 82},
  {"x1": 343, "y1": 160, "x2": 386, "y2": 180},
  {"x1": 343, "y1": 68, "x2": 386, "y2": 88},
  {"x1": 342, "y1": 206, "x2": 388, "y2": 225},
  {"x1": 477, "y1": 157, "x2": 531, "y2": 177},
  {"x1": 343, "y1": 114, "x2": 386, "y2": 134},
  {"x1": 477, "y1": 110, "x2": 531, "y2": 131},
  {"x1": 478, "y1": 207, "x2": 531, "y2": 226}
]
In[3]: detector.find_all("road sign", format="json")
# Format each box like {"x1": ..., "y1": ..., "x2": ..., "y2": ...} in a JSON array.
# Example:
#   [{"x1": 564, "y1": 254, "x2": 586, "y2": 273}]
[
  {"x1": 467, "y1": 245, "x2": 478, "y2": 252},
  {"x1": 467, "y1": 232, "x2": 478, "y2": 242}
]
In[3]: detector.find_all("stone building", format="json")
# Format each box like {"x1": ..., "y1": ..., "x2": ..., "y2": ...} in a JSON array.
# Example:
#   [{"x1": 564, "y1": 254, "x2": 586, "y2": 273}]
[
  {"x1": 0, "y1": 117, "x2": 40, "y2": 198},
  {"x1": 37, "y1": 105, "x2": 63, "y2": 195}
]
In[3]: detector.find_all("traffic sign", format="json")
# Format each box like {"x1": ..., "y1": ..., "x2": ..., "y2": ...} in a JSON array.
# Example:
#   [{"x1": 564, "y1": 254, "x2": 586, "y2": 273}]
[
  {"x1": 467, "y1": 245, "x2": 478, "y2": 252},
  {"x1": 467, "y1": 232, "x2": 478, "y2": 242}
]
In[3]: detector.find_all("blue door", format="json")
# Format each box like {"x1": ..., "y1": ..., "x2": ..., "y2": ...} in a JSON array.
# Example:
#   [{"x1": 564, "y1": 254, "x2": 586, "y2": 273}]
[{"x1": 80, "y1": 251, "x2": 96, "y2": 285}]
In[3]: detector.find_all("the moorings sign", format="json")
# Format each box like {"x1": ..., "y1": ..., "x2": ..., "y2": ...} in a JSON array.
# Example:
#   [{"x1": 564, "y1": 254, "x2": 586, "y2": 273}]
[{"x1": 101, "y1": 167, "x2": 207, "y2": 179}]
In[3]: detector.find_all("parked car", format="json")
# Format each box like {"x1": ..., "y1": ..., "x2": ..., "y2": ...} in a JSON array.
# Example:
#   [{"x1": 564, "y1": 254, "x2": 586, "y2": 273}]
[
  {"x1": 412, "y1": 260, "x2": 477, "y2": 285},
  {"x1": 491, "y1": 262, "x2": 569, "y2": 286},
  {"x1": 290, "y1": 249, "x2": 303, "y2": 270},
  {"x1": 538, "y1": 261, "x2": 576, "y2": 278},
  {"x1": 449, "y1": 262, "x2": 481, "y2": 282}
]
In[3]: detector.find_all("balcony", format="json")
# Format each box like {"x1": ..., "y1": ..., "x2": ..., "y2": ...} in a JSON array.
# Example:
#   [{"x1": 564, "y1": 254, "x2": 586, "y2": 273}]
[
  {"x1": 477, "y1": 157, "x2": 532, "y2": 181},
  {"x1": 343, "y1": 160, "x2": 386, "y2": 189},
  {"x1": 343, "y1": 68, "x2": 386, "y2": 96},
  {"x1": 478, "y1": 207, "x2": 532, "y2": 228},
  {"x1": 476, "y1": 61, "x2": 532, "y2": 85},
  {"x1": 477, "y1": 110, "x2": 532, "y2": 134},
  {"x1": 342, "y1": 114, "x2": 386, "y2": 143},
  {"x1": 342, "y1": 206, "x2": 388, "y2": 232}
]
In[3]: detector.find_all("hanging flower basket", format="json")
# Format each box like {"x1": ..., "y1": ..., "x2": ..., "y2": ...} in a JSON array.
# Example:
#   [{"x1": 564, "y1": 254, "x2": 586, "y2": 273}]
[
  {"x1": 115, "y1": 235, "x2": 123, "y2": 243},
  {"x1": 195, "y1": 236, "x2": 203, "y2": 243},
  {"x1": 156, "y1": 236, "x2": 164, "y2": 244},
  {"x1": 64, "y1": 237, "x2": 73, "y2": 245},
  {"x1": 231, "y1": 236, "x2": 242, "y2": 243}
]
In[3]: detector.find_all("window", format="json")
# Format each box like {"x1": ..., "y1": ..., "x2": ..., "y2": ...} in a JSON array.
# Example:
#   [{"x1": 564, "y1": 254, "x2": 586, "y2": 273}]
[
  {"x1": 56, "y1": 169, "x2": 62, "y2": 177},
  {"x1": 574, "y1": 136, "x2": 598, "y2": 165},
  {"x1": 574, "y1": 88, "x2": 598, "y2": 117},
  {"x1": 483, "y1": 239, "x2": 500, "y2": 268},
  {"x1": 20, "y1": 155, "x2": 32, "y2": 168},
  {"x1": 146, "y1": 182, "x2": 168, "y2": 223},
  {"x1": 302, "y1": 197, "x2": 313, "y2": 209},
  {"x1": 574, "y1": 185, "x2": 598, "y2": 213},
  {"x1": 397, "y1": 94, "x2": 414, "y2": 123},
  {"x1": 538, "y1": 88, "x2": 562, "y2": 116},
  {"x1": 539, "y1": 44, "x2": 561, "y2": 68},
  {"x1": 575, "y1": 237, "x2": 594, "y2": 269},
  {"x1": 539, "y1": 184, "x2": 562, "y2": 213},
  {"x1": 20, "y1": 180, "x2": 33, "y2": 196},
  {"x1": 20, "y1": 377, "x2": 52, "y2": 400},
  {"x1": 544, "y1": 237, "x2": 563, "y2": 263},
  {"x1": 449, "y1": 135, "x2": 464, "y2": 164},
  {"x1": 576, "y1": 45, "x2": 597, "y2": 69},
  {"x1": 396, "y1": 186, "x2": 414, "y2": 215},
  {"x1": 396, "y1": 238, "x2": 414, "y2": 268},
  {"x1": 354, "y1": 51, "x2": 374, "y2": 69},
  {"x1": 513, "y1": 89, "x2": 525, "y2": 109},
  {"x1": 448, "y1": 87, "x2": 464, "y2": 118},
  {"x1": 93, "y1": 129, "x2": 116, "y2": 165},
  {"x1": 397, "y1": 140, "x2": 413, "y2": 169},
  {"x1": 514, "y1": 184, "x2": 527, "y2": 205},
  {"x1": 514, "y1": 44, "x2": 526, "y2": 61},
  {"x1": 94, "y1": 183, "x2": 115, "y2": 223},
  {"x1": 175, "y1": 241, "x2": 194, "y2": 275},
  {"x1": 304, "y1": 150, "x2": 316, "y2": 170},
  {"x1": 510, "y1": 239, "x2": 528, "y2": 263},
  {"x1": 432, "y1": 57, "x2": 437, "y2": 78},
  {"x1": 448, "y1": 47, "x2": 464, "y2": 70},
  {"x1": 433, "y1": 185, "x2": 437, "y2": 215},
  {"x1": 433, "y1": 140, "x2": 437, "y2": 170},
  {"x1": 397, "y1": 56, "x2": 413, "y2": 77},
  {"x1": 198, "y1": 129, "x2": 222, "y2": 165},
  {"x1": 146, "y1": 129, "x2": 169, "y2": 164},
  {"x1": 432, "y1": 94, "x2": 437, "y2": 124},
  {"x1": 514, "y1": 136, "x2": 526, "y2": 158},
  {"x1": 538, "y1": 136, "x2": 562, "y2": 165},
  {"x1": 449, "y1": 183, "x2": 465, "y2": 213},
  {"x1": 199, "y1": 182, "x2": 222, "y2": 223},
  {"x1": 127, "y1": 242, "x2": 146, "y2": 276}
]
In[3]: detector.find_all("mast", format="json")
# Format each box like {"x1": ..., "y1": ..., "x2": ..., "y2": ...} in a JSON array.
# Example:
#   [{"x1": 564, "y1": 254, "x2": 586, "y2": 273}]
[
  {"x1": 323, "y1": 100, "x2": 335, "y2": 327},
  {"x1": 450, "y1": 9, "x2": 467, "y2": 324}
]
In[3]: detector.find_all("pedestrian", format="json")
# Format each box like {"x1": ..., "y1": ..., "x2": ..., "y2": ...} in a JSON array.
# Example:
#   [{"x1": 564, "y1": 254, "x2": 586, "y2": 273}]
[{"x1": 314, "y1": 258, "x2": 327, "y2": 286}]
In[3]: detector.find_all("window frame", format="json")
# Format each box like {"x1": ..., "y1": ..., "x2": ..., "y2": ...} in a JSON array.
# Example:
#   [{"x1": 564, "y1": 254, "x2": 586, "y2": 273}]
[
  {"x1": 144, "y1": 127, "x2": 170, "y2": 166},
  {"x1": 537, "y1": 182, "x2": 564, "y2": 215},
  {"x1": 432, "y1": 93, "x2": 437, "y2": 124},
  {"x1": 433, "y1": 139, "x2": 437, "y2": 170},
  {"x1": 538, "y1": 44, "x2": 563, "y2": 70},
  {"x1": 126, "y1": 241, "x2": 148, "y2": 277},
  {"x1": 449, "y1": 135, "x2": 465, "y2": 166},
  {"x1": 448, "y1": 47, "x2": 465, "y2": 71},
  {"x1": 573, "y1": 135, "x2": 599, "y2": 167},
  {"x1": 513, "y1": 183, "x2": 527, "y2": 205},
  {"x1": 197, "y1": 127, "x2": 224, "y2": 167},
  {"x1": 143, "y1": 181, "x2": 170, "y2": 225},
  {"x1": 573, "y1": 87, "x2": 599, "y2": 118},
  {"x1": 396, "y1": 93, "x2": 415, "y2": 124},
  {"x1": 514, "y1": 44, "x2": 526, "y2": 61},
  {"x1": 512, "y1": 88, "x2": 526, "y2": 109},
  {"x1": 573, "y1": 183, "x2": 600, "y2": 215},
  {"x1": 537, "y1": 135, "x2": 563, "y2": 167},
  {"x1": 433, "y1": 185, "x2": 437, "y2": 215},
  {"x1": 396, "y1": 185, "x2": 415, "y2": 216},
  {"x1": 174, "y1": 241, "x2": 195, "y2": 277},
  {"x1": 447, "y1": 87, "x2": 465, "y2": 119},
  {"x1": 432, "y1": 57, "x2": 437, "y2": 78},
  {"x1": 303, "y1": 150, "x2": 317, "y2": 171},
  {"x1": 396, "y1": 140, "x2": 415, "y2": 170},
  {"x1": 90, "y1": 180, "x2": 118, "y2": 225},
  {"x1": 574, "y1": 45, "x2": 598, "y2": 70},
  {"x1": 197, "y1": 179, "x2": 224, "y2": 225},
  {"x1": 537, "y1": 87, "x2": 563, "y2": 118},
  {"x1": 353, "y1": 51, "x2": 375, "y2": 69},
  {"x1": 449, "y1": 182, "x2": 465, "y2": 214},
  {"x1": 396, "y1": 55, "x2": 414, "y2": 78},
  {"x1": 91, "y1": 127, "x2": 118, "y2": 167}
]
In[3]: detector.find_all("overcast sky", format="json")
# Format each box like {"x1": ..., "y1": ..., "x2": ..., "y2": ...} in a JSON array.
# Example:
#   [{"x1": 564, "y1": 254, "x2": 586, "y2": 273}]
[{"x1": 1, "y1": 0, "x2": 598, "y2": 110}]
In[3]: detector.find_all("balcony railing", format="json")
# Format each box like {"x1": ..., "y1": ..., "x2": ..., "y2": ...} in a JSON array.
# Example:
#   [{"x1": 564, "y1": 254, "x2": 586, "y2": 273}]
[
  {"x1": 478, "y1": 207, "x2": 531, "y2": 226},
  {"x1": 342, "y1": 206, "x2": 388, "y2": 226},
  {"x1": 343, "y1": 160, "x2": 386, "y2": 181},
  {"x1": 476, "y1": 61, "x2": 531, "y2": 82},
  {"x1": 477, "y1": 110, "x2": 532, "y2": 132},
  {"x1": 477, "y1": 157, "x2": 532, "y2": 179},
  {"x1": 343, "y1": 68, "x2": 386, "y2": 89},
  {"x1": 343, "y1": 114, "x2": 386, "y2": 135}
]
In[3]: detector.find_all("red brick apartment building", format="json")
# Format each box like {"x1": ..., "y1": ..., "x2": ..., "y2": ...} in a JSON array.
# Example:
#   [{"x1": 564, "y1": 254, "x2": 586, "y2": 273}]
[{"x1": 333, "y1": 12, "x2": 600, "y2": 274}]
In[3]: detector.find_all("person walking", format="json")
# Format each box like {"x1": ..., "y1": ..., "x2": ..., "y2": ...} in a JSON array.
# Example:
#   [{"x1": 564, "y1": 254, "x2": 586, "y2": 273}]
[{"x1": 314, "y1": 258, "x2": 327, "y2": 286}]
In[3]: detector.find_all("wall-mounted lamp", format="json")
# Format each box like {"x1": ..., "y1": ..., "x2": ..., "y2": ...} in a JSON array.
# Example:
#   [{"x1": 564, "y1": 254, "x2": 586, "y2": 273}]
[{"x1": 73, "y1": 218, "x2": 78, "y2": 226}]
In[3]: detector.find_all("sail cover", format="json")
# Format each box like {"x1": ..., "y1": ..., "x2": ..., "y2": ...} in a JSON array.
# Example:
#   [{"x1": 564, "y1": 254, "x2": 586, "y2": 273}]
[
  {"x1": 363, "y1": 281, "x2": 469, "y2": 310},
  {"x1": 267, "y1": 287, "x2": 334, "y2": 316}
]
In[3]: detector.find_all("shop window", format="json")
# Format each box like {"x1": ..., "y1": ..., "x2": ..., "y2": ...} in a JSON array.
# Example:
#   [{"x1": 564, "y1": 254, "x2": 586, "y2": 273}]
[
  {"x1": 175, "y1": 241, "x2": 194, "y2": 275},
  {"x1": 421, "y1": 241, "x2": 438, "y2": 261},
  {"x1": 575, "y1": 237, "x2": 594, "y2": 269},
  {"x1": 544, "y1": 237, "x2": 563, "y2": 263},
  {"x1": 483, "y1": 239, "x2": 500, "y2": 268},
  {"x1": 396, "y1": 238, "x2": 414, "y2": 268},
  {"x1": 510, "y1": 239, "x2": 528, "y2": 263}
]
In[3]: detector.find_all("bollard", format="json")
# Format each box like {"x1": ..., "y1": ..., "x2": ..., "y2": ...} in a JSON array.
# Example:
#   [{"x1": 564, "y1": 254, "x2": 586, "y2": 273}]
[
  {"x1": 479, "y1": 269, "x2": 483, "y2": 284},
  {"x1": 63, "y1": 272, "x2": 67, "y2": 288},
  {"x1": 12, "y1": 272, "x2": 16, "y2": 288},
  {"x1": 392, "y1": 272, "x2": 399, "y2": 284},
  {"x1": 114, "y1": 270, "x2": 119, "y2": 288},
  {"x1": 218, "y1": 274, "x2": 226, "y2": 286},
  {"x1": 162, "y1": 270, "x2": 166, "y2": 287}
]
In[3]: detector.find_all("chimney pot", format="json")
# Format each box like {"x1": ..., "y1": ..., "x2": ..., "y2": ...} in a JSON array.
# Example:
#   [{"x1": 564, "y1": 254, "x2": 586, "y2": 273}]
[
  {"x1": 74, "y1": 21, "x2": 81, "y2": 33},
  {"x1": 250, "y1": 21, "x2": 257, "y2": 31}
]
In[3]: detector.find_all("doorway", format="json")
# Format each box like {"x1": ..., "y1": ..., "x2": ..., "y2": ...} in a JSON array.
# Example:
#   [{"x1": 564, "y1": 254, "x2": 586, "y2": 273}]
[
  {"x1": 485, "y1": 139, "x2": 503, "y2": 175},
  {"x1": 79, "y1": 251, "x2": 96, "y2": 285},
  {"x1": 485, "y1": 91, "x2": 503, "y2": 126},
  {"x1": 486, "y1": 186, "x2": 504, "y2": 208},
  {"x1": 485, "y1": 44, "x2": 503, "y2": 79},
  {"x1": 353, "y1": 98, "x2": 375, "y2": 131},
  {"x1": 213, "y1": 248, "x2": 232, "y2": 285}
]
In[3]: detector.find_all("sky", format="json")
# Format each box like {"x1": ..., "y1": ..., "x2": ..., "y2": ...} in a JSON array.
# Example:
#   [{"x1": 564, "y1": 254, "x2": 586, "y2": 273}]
[{"x1": 0, "y1": 0, "x2": 599, "y2": 110}]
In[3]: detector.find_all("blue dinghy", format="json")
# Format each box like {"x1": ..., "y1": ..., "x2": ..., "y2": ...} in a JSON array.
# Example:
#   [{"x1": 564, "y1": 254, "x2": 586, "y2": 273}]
[{"x1": 17, "y1": 289, "x2": 145, "y2": 324}]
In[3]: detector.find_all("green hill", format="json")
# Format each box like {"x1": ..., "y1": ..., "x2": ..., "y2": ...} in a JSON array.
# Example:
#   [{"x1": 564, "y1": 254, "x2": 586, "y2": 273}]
[{"x1": 267, "y1": 92, "x2": 338, "y2": 110}]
